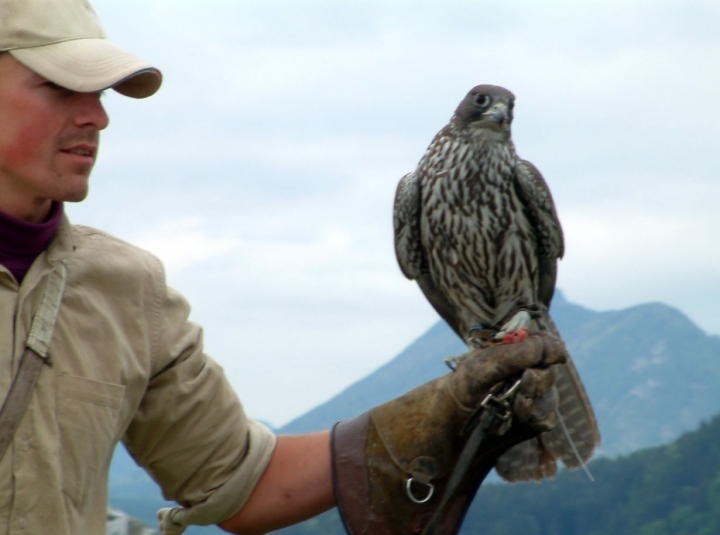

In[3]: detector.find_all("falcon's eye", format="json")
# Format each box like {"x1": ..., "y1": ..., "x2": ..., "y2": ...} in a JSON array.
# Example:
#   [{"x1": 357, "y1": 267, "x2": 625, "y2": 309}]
[{"x1": 474, "y1": 94, "x2": 490, "y2": 108}]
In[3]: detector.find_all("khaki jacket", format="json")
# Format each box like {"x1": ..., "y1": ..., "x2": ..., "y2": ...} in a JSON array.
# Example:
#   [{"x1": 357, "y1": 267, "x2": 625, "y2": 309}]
[{"x1": 0, "y1": 217, "x2": 276, "y2": 534}]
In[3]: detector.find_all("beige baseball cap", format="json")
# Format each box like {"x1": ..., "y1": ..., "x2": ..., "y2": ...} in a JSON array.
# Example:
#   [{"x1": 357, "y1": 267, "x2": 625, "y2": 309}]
[{"x1": 0, "y1": 0, "x2": 162, "y2": 98}]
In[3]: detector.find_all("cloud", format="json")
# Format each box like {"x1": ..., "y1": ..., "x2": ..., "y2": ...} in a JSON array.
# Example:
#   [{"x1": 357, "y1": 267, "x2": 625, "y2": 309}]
[{"x1": 67, "y1": 0, "x2": 720, "y2": 426}]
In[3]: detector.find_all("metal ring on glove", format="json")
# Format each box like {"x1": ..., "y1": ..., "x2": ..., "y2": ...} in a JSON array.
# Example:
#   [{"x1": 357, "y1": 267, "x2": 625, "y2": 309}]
[
  {"x1": 405, "y1": 477, "x2": 435, "y2": 504},
  {"x1": 480, "y1": 378, "x2": 523, "y2": 421}
]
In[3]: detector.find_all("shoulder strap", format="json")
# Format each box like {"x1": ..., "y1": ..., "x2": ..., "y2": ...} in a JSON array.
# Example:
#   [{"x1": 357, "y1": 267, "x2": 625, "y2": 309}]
[{"x1": 0, "y1": 262, "x2": 67, "y2": 461}]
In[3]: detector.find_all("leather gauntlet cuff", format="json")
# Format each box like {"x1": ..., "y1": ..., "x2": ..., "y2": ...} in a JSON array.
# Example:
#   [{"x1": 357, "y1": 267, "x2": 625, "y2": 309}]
[
  {"x1": 332, "y1": 410, "x2": 506, "y2": 535},
  {"x1": 331, "y1": 413, "x2": 383, "y2": 535}
]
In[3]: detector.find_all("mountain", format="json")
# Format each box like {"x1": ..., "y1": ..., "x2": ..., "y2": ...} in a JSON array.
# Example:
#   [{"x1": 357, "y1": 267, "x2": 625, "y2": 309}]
[
  {"x1": 550, "y1": 292, "x2": 720, "y2": 455},
  {"x1": 279, "y1": 291, "x2": 720, "y2": 458}
]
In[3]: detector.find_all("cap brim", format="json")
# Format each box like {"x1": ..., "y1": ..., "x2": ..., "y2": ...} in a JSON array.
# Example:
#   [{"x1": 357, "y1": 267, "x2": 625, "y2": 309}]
[{"x1": 11, "y1": 38, "x2": 162, "y2": 99}]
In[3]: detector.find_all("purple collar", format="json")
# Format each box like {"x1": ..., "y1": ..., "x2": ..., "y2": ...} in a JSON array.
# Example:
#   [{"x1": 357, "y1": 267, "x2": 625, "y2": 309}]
[{"x1": 0, "y1": 202, "x2": 64, "y2": 284}]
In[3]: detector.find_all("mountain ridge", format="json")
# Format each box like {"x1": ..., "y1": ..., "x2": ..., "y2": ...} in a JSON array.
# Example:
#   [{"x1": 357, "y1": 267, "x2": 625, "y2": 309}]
[{"x1": 279, "y1": 291, "x2": 720, "y2": 458}]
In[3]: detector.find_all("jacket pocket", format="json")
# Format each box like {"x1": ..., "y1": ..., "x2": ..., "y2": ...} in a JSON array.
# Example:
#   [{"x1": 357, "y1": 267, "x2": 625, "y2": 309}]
[{"x1": 57, "y1": 374, "x2": 125, "y2": 510}]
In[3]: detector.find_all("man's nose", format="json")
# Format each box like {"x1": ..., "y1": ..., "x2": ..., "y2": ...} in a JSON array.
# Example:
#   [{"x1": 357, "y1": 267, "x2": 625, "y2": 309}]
[{"x1": 73, "y1": 92, "x2": 110, "y2": 131}]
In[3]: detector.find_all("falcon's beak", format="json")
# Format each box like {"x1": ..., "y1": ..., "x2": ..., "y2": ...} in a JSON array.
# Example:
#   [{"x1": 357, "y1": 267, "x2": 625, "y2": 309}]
[{"x1": 485, "y1": 103, "x2": 509, "y2": 127}]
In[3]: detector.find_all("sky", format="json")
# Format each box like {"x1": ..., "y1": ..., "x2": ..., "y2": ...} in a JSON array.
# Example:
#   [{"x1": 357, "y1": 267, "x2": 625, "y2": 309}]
[{"x1": 68, "y1": 0, "x2": 720, "y2": 427}]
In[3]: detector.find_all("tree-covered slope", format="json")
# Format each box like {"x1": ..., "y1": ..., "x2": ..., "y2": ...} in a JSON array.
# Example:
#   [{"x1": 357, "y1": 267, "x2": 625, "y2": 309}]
[{"x1": 467, "y1": 413, "x2": 720, "y2": 535}]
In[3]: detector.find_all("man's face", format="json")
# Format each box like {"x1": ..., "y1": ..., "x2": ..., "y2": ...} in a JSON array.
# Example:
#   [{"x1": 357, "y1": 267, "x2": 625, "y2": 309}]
[{"x1": 0, "y1": 54, "x2": 109, "y2": 222}]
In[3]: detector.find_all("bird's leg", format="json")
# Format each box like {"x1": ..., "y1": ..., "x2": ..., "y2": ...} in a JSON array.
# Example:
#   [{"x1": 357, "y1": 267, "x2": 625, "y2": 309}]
[
  {"x1": 493, "y1": 310, "x2": 532, "y2": 342},
  {"x1": 493, "y1": 303, "x2": 547, "y2": 342}
]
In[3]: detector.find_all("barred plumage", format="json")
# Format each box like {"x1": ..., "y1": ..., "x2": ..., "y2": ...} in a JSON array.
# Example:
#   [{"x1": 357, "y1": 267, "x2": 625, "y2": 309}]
[{"x1": 394, "y1": 85, "x2": 600, "y2": 482}]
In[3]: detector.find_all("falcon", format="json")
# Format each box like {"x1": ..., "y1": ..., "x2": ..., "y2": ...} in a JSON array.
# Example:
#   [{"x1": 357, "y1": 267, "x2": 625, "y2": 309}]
[{"x1": 393, "y1": 84, "x2": 600, "y2": 482}]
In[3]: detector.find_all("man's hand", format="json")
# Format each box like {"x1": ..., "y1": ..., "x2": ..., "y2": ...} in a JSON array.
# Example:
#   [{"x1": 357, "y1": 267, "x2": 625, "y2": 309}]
[{"x1": 333, "y1": 332, "x2": 568, "y2": 535}]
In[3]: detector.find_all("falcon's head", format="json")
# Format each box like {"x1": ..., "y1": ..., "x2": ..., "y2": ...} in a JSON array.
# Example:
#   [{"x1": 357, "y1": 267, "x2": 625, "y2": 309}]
[{"x1": 455, "y1": 85, "x2": 515, "y2": 140}]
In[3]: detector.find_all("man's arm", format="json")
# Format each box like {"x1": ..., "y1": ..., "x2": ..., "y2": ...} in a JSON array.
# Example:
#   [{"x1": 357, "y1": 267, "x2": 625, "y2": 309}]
[{"x1": 218, "y1": 431, "x2": 335, "y2": 535}]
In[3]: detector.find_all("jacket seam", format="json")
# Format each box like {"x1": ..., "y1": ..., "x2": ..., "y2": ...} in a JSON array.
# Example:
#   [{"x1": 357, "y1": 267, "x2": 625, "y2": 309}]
[{"x1": 149, "y1": 259, "x2": 165, "y2": 375}]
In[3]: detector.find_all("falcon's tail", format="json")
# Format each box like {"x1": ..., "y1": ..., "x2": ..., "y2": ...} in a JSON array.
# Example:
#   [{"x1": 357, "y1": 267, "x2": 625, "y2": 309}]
[{"x1": 494, "y1": 314, "x2": 600, "y2": 482}]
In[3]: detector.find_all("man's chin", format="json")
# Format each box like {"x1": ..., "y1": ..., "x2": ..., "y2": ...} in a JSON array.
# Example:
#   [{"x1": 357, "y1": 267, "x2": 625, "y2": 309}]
[
  {"x1": 64, "y1": 190, "x2": 90, "y2": 203},
  {"x1": 60, "y1": 177, "x2": 90, "y2": 203}
]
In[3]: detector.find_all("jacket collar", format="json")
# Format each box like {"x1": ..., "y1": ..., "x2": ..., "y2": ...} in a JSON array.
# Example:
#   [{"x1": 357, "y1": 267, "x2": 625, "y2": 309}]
[
  {"x1": 3, "y1": 215, "x2": 77, "y2": 293},
  {"x1": 46, "y1": 215, "x2": 77, "y2": 265}
]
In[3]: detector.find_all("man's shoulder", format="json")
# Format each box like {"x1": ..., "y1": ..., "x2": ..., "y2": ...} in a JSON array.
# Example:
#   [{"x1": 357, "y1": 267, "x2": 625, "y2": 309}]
[{"x1": 68, "y1": 224, "x2": 166, "y2": 279}]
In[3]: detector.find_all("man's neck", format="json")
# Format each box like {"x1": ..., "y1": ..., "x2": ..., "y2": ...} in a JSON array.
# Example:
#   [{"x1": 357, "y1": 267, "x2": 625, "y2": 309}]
[
  {"x1": 0, "y1": 202, "x2": 64, "y2": 284},
  {"x1": 0, "y1": 195, "x2": 53, "y2": 224}
]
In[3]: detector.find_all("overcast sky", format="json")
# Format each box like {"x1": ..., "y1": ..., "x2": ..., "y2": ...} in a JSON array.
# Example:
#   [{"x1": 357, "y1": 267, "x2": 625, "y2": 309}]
[{"x1": 69, "y1": 0, "x2": 720, "y2": 427}]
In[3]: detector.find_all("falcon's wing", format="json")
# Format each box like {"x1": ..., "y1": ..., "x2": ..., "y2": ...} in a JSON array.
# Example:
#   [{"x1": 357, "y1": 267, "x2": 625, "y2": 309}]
[
  {"x1": 393, "y1": 172, "x2": 464, "y2": 340},
  {"x1": 393, "y1": 172, "x2": 425, "y2": 280},
  {"x1": 513, "y1": 159, "x2": 565, "y2": 308}
]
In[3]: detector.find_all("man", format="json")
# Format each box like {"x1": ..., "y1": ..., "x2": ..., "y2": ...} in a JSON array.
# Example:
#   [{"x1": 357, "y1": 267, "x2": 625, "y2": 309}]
[{"x1": 0, "y1": 1, "x2": 565, "y2": 534}]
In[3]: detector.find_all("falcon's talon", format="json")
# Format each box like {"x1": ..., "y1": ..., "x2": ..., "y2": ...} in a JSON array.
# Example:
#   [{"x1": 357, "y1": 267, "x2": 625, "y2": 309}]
[
  {"x1": 443, "y1": 352, "x2": 469, "y2": 370},
  {"x1": 468, "y1": 337, "x2": 485, "y2": 349}
]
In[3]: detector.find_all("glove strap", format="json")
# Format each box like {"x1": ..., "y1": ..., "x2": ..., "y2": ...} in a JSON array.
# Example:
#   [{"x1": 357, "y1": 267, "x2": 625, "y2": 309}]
[
  {"x1": 422, "y1": 378, "x2": 522, "y2": 535},
  {"x1": 420, "y1": 407, "x2": 494, "y2": 535}
]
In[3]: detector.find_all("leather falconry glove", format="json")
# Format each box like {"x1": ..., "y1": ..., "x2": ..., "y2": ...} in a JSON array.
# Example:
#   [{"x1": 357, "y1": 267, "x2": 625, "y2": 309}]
[{"x1": 331, "y1": 331, "x2": 568, "y2": 535}]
